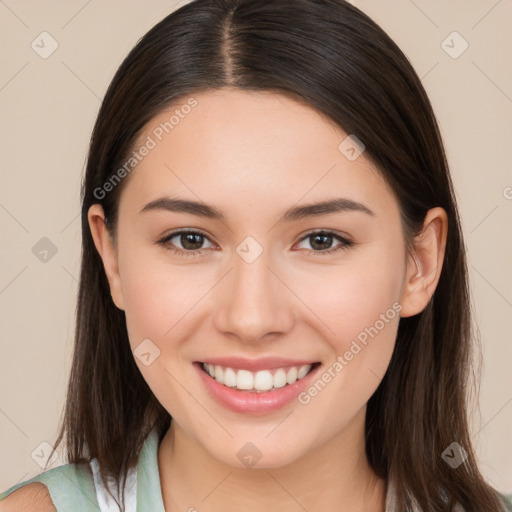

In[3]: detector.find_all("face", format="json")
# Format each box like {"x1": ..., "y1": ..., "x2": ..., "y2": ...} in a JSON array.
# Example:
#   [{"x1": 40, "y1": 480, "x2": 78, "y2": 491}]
[{"x1": 89, "y1": 87, "x2": 445, "y2": 469}]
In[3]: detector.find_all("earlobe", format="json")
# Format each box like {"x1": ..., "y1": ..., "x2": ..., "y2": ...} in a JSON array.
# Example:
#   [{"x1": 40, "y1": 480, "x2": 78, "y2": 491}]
[
  {"x1": 87, "y1": 204, "x2": 125, "y2": 311},
  {"x1": 399, "y1": 207, "x2": 448, "y2": 318}
]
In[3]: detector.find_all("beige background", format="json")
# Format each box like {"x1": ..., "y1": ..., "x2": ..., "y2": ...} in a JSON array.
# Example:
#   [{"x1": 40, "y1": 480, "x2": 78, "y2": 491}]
[{"x1": 0, "y1": 0, "x2": 511, "y2": 494}]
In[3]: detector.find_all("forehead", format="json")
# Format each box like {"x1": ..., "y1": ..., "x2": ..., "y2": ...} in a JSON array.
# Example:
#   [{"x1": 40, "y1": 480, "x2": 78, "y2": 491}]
[{"x1": 119, "y1": 88, "x2": 397, "y2": 219}]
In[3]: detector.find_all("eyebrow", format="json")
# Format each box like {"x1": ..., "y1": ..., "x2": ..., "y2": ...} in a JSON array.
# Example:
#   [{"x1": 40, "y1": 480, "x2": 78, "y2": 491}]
[{"x1": 139, "y1": 196, "x2": 374, "y2": 222}]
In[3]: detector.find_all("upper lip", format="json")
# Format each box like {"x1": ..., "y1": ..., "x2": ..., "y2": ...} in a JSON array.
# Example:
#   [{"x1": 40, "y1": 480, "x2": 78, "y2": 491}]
[{"x1": 198, "y1": 357, "x2": 319, "y2": 372}]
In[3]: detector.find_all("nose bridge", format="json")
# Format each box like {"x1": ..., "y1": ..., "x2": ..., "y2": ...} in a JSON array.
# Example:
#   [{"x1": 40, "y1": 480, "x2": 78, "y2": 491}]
[{"x1": 212, "y1": 242, "x2": 294, "y2": 341}]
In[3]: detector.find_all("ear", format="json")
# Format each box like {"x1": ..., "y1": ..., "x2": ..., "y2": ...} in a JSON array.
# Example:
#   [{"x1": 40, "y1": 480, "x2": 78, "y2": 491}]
[
  {"x1": 399, "y1": 207, "x2": 448, "y2": 318},
  {"x1": 87, "y1": 204, "x2": 125, "y2": 311}
]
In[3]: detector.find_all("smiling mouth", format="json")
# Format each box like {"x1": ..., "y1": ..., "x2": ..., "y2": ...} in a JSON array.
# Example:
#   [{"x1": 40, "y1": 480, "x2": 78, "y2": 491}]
[{"x1": 198, "y1": 361, "x2": 321, "y2": 393}]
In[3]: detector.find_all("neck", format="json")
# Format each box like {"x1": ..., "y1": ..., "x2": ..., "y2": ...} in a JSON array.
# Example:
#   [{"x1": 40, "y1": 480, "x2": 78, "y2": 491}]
[{"x1": 158, "y1": 407, "x2": 386, "y2": 512}]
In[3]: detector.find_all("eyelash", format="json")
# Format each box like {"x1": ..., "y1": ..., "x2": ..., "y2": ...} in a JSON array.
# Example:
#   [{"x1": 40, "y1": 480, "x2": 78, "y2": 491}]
[{"x1": 157, "y1": 229, "x2": 354, "y2": 258}]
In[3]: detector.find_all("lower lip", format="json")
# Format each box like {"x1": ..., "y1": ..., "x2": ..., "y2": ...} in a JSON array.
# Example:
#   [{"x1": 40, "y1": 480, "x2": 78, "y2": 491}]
[{"x1": 194, "y1": 362, "x2": 321, "y2": 414}]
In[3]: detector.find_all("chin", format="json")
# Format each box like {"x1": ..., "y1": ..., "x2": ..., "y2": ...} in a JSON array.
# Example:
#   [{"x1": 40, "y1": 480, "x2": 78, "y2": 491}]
[{"x1": 203, "y1": 434, "x2": 309, "y2": 470}]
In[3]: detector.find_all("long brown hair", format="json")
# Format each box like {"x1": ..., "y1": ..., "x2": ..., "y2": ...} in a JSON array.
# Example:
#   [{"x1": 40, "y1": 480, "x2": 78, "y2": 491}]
[{"x1": 48, "y1": 1, "x2": 511, "y2": 510}]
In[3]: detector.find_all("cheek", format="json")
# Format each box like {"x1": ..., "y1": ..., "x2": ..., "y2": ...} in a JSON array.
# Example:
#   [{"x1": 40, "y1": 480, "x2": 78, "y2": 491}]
[
  {"x1": 119, "y1": 245, "x2": 208, "y2": 344},
  {"x1": 117, "y1": 247, "x2": 206, "y2": 413},
  {"x1": 289, "y1": 246, "x2": 404, "y2": 403},
  {"x1": 290, "y1": 248, "x2": 405, "y2": 345}
]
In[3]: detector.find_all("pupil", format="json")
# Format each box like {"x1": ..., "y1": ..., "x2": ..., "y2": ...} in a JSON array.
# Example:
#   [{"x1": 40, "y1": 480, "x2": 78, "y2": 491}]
[
  {"x1": 182, "y1": 233, "x2": 203, "y2": 250},
  {"x1": 311, "y1": 233, "x2": 332, "y2": 251}
]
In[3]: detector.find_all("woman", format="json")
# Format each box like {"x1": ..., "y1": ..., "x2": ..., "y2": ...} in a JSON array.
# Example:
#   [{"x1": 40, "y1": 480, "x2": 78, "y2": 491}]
[{"x1": 1, "y1": 0, "x2": 511, "y2": 510}]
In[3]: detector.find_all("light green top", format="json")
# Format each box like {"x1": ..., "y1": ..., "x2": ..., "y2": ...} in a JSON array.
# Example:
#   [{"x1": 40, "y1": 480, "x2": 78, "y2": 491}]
[
  {"x1": 0, "y1": 428, "x2": 165, "y2": 511},
  {"x1": 1, "y1": 427, "x2": 511, "y2": 511}
]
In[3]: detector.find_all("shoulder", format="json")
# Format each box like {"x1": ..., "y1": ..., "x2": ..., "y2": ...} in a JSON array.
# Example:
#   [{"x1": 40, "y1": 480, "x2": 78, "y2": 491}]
[
  {"x1": 501, "y1": 492, "x2": 512, "y2": 507},
  {"x1": 0, "y1": 483, "x2": 56, "y2": 512},
  {"x1": 0, "y1": 462, "x2": 99, "y2": 512}
]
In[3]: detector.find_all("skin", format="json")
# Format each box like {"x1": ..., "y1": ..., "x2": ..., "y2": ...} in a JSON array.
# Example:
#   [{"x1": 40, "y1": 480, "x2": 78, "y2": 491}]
[{"x1": 88, "y1": 87, "x2": 447, "y2": 512}]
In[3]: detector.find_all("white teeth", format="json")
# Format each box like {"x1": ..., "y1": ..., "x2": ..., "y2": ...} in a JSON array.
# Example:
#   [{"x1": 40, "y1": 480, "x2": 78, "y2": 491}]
[
  {"x1": 223, "y1": 367, "x2": 237, "y2": 387},
  {"x1": 254, "y1": 370, "x2": 273, "y2": 391},
  {"x1": 286, "y1": 366, "x2": 298, "y2": 384},
  {"x1": 214, "y1": 366, "x2": 223, "y2": 382},
  {"x1": 237, "y1": 369, "x2": 254, "y2": 390},
  {"x1": 297, "y1": 365, "x2": 310, "y2": 379},
  {"x1": 273, "y1": 368, "x2": 287, "y2": 388},
  {"x1": 202, "y1": 363, "x2": 313, "y2": 392}
]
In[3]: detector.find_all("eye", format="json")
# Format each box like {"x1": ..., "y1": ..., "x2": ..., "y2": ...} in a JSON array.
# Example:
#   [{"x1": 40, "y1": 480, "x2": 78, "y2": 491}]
[
  {"x1": 157, "y1": 228, "x2": 353, "y2": 258},
  {"x1": 294, "y1": 230, "x2": 353, "y2": 255},
  {"x1": 158, "y1": 229, "x2": 216, "y2": 257}
]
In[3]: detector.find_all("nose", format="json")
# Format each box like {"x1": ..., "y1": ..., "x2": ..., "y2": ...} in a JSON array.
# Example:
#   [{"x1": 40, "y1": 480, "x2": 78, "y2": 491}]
[{"x1": 212, "y1": 247, "x2": 295, "y2": 344}]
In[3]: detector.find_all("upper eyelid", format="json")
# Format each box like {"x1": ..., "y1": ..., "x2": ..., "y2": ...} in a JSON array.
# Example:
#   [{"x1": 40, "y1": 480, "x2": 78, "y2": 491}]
[{"x1": 161, "y1": 228, "x2": 214, "y2": 242}]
